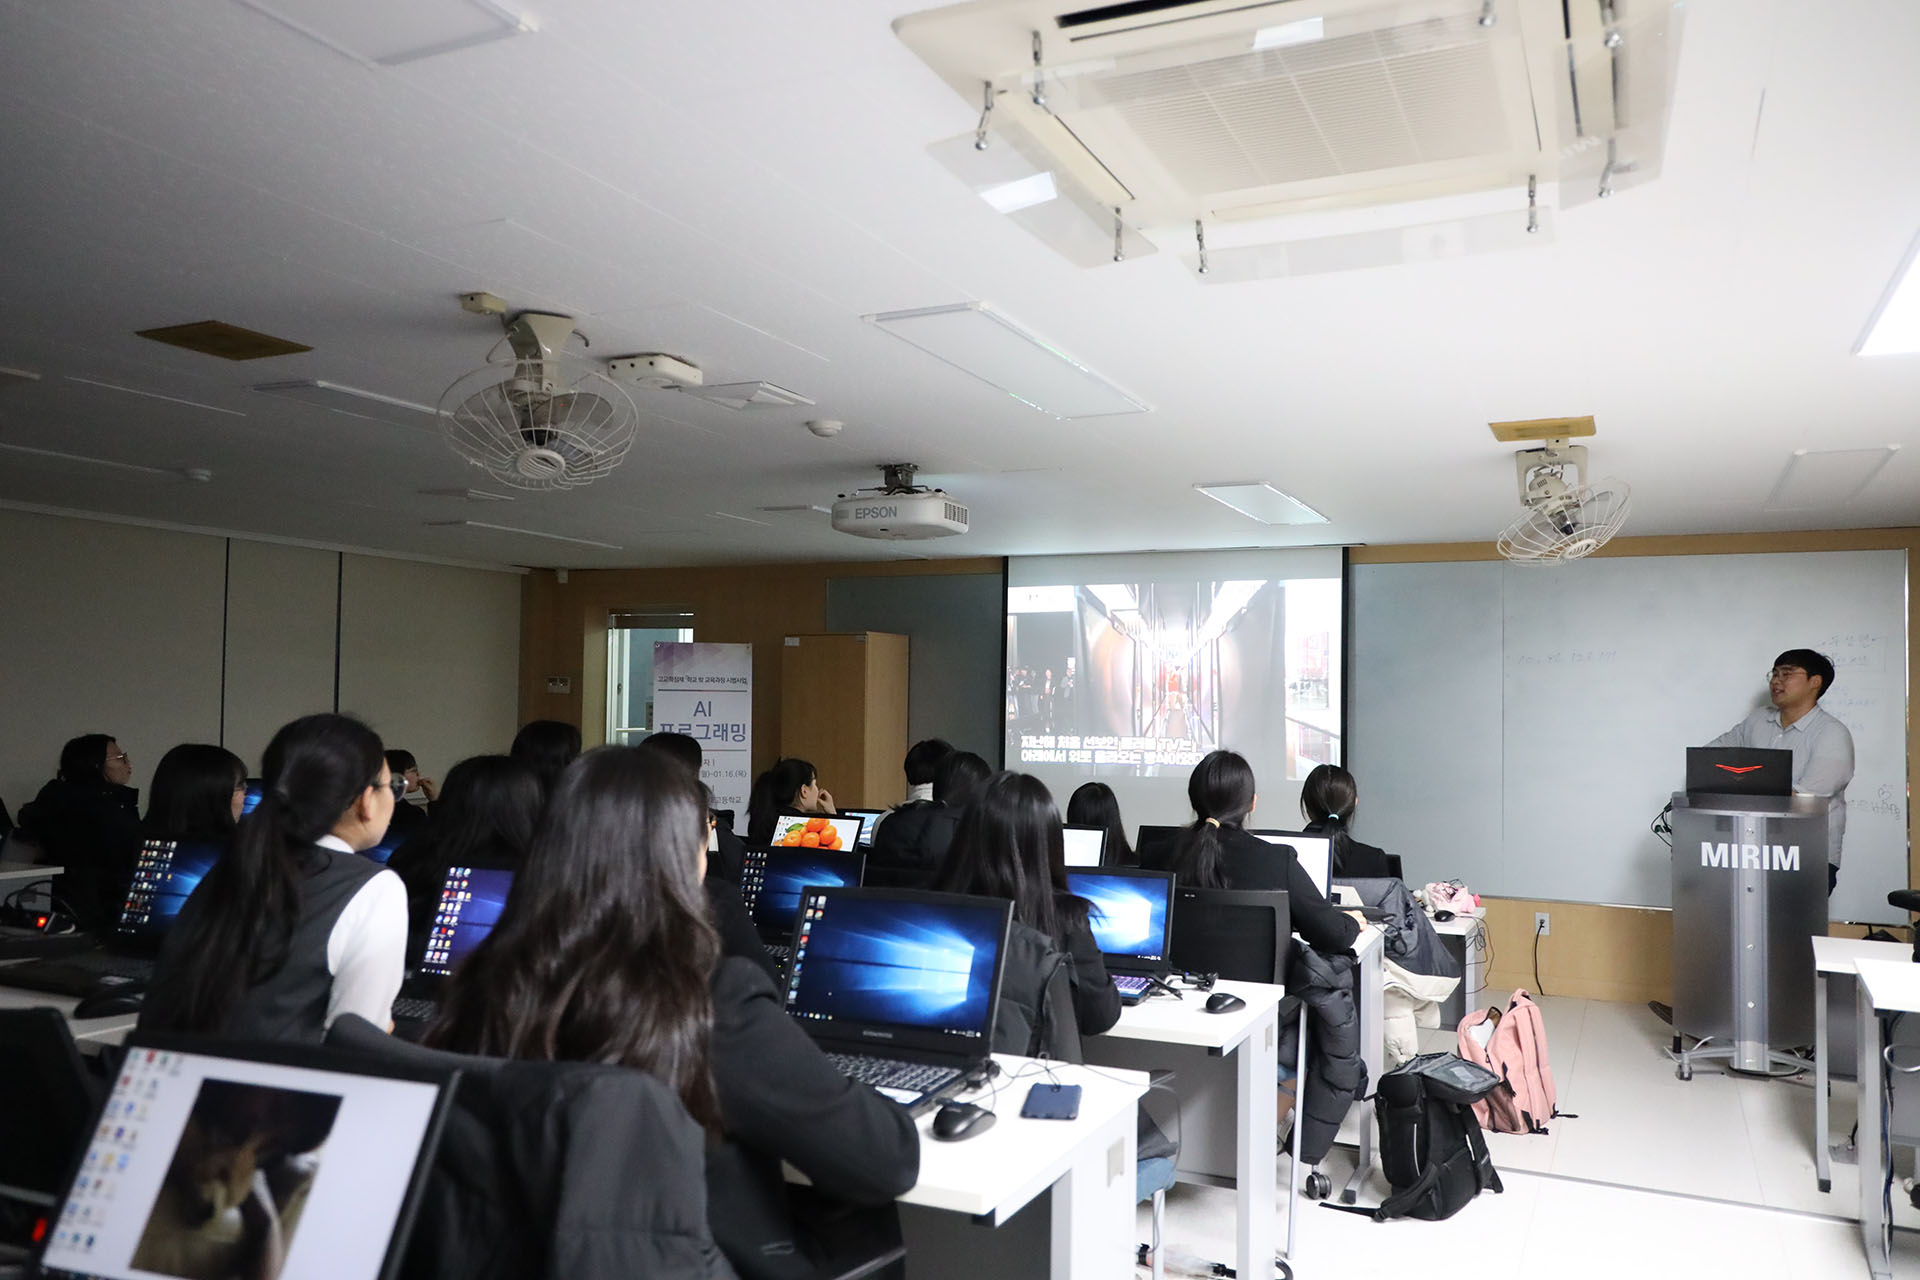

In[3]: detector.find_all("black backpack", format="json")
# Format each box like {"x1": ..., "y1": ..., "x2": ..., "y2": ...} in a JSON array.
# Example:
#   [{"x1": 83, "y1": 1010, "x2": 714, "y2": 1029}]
[{"x1": 1369, "y1": 1052, "x2": 1504, "y2": 1222}]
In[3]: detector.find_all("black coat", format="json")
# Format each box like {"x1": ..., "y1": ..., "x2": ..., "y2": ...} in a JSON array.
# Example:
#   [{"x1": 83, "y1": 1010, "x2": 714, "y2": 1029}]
[
  {"x1": 1278, "y1": 942, "x2": 1365, "y2": 1166},
  {"x1": 325, "y1": 1015, "x2": 735, "y2": 1280},
  {"x1": 707, "y1": 877, "x2": 781, "y2": 985},
  {"x1": 19, "y1": 777, "x2": 140, "y2": 929},
  {"x1": 1303, "y1": 818, "x2": 1396, "y2": 880},
  {"x1": 864, "y1": 802, "x2": 960, "y2": 890},
  {"x1": 1156, "y1": 825, "x2": 1360, "y2": 954},
  {"x1": 707, "y1": 958, "x2": 919, "y2": 1280}
]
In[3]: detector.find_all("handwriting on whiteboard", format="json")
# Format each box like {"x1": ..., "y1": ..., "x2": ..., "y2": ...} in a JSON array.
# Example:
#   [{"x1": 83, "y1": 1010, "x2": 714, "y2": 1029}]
[
  {"x1": 1508, "y1": 649, "x2": 1618, "y2": 667},
  {"x1": 1814, "y1": 634, "x2": 1886, "y2": 670}
]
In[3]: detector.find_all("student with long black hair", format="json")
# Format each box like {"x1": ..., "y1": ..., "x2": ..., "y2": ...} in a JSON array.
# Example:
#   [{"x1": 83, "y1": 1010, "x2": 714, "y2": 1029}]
[
  {"x1": 141, "y1": 744, "x2": 248, "y2": 843},
  {"x1": 1165, "y1": 749, "x2": 1361, "y2": 954},
  {"x1": 867, "y1": 750, "x2": 993, "y2": 888},
  {"x1": 510, "y1": 719, "x2": 582, "y2": 800},
  {"x1": 1300, "y1": 764, "x2": 1396, "y2": 880},
  {"x1": 1066, "y1": 781, "x2": 1134, "y2": 867},
  {"x1": 935, "y1": 770, "x2": 1121, "y2": 1046},
  {"x1": 744, "y1": 757, "x2": 833, "y2": 843},
  {"x1": 427, "y1": 747, "x2": 916, "y2": 1280},
  {"x1": 139, "y1": 714, "x2": 408, "y2": 1041}
]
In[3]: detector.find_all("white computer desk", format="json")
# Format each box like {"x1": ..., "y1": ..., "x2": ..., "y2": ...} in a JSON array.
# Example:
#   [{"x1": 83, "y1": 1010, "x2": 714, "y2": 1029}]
[
  {"x1": 0, "y1": 860, "x2": 58, "y2": 888},
  {"x1": 1855, "y1": 959, "x2": 1920, "y2": 1280},
  {"x1": 868, "y1": 1055, "x2": 1147, "y2": 1280},
  {"x1": 1082, "y1": 978, "x2": 1282, "y2": 1280},
  {"x1": 1811, "y1": 935, "x2": 1909, "y2": 1193},
  {"x1": 0, "y1": 972, "x2": 139, "y2": 1046},
  {"x1": 1333, "y1": 927, "x2": 1385, "y2": 1202}
]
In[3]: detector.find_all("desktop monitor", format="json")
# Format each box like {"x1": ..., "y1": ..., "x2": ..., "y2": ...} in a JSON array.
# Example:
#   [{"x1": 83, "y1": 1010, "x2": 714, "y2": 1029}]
[
  {"x1": 1064, "y1": 868, "x2": 1175, "y2": 972},
  {"x1": 115, "y1": 840, "x2": 224, "y2": 947},
  {"x1": 1135, "y1": 824, "x2": 1183, "y2": 870},
  {"x1": 768, "y1": 813, "x2": 862, "y2": 852},
  {"x1": 1061, "y1": 823, "x2": 1108, "y2": 868},
  {"x1": 1251, "y1": 830, "x2": 1331, "y2": 896},
  {"x1": 36, "y1": 1035, "x2": 455, "y2": 1280},
  {"x1": 417, "y1": 866, "x2": 515, "y2": 979}
]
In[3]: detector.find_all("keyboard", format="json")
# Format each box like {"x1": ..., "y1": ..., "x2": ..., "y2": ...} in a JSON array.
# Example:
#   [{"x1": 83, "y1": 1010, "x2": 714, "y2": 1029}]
[
  {"x1": 762, "y1": 942, "x2": 791, "y2": 963},
  {"x1": 391, "y1": 996, "x2": 439, "y2": 1023},
  {"x1": 0, "y1": 926, "x2": 96, "y2": 961},
  {"x1": 826, "y1": 1052, "x2": 961, "y2": 1098},
  {"x1": 1113, "y1": 974, "x2": 1152, "y2": 1003},
  {"x1": 0, "y1": 950, "x2": 153, "y2": 997}
]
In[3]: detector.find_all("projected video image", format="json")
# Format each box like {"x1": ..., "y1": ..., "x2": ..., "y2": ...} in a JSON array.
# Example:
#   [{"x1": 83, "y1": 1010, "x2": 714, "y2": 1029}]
[
  {"x1": 785, "y1": 895, "x2": 1001, "y2": 1037},
  {"x1": 1007, "y1": 578, "x2": 1340, "y2": 781},
  {"x1": 129, "y1": 1078, "x2": 341, "y2": 1280},
  {"x1": 751, "y1": 853, "x2": 863, "y2": 934},
  {"x1": 420, "y1": 867, "x2": 514, "y2": 976},
  {"x1": 118, "y1": 841, "x2": 223, "y2": 940},
  {"x1": 1066, "y1": 873, "x2": 1169, "y2": 962}
]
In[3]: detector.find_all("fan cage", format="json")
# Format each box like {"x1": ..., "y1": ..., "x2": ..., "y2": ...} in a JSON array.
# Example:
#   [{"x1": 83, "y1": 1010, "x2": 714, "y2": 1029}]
[
  {"x1": 438, "y1": 355, "x2": 639, "y2": 492},
  {"x1": 1498, "y1": 481, "x2": 1632, "y2": 564}
]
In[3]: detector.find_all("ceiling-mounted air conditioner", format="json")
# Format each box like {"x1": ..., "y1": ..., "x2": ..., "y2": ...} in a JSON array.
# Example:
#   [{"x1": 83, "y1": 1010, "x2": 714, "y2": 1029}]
[{"x1": 896, "y1": 0, "x2": 1684, "y2": 274}]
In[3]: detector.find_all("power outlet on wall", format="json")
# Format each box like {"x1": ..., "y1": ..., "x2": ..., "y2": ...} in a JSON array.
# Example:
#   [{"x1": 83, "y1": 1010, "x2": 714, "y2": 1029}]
[{"x1": 1534, "y1": 911, "x2": 1551, "y2": 937}]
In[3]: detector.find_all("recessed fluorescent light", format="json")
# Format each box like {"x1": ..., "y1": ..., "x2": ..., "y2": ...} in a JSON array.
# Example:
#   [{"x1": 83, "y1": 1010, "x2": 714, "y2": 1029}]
[
  {"x1": 418, "y1": 486, "x2": 514, "y2": 501},
  {"x1": 0, "y1": 441, "x2": 207, "y2": 482},
  {"x1": 863, "y1": 302, "x2": 1148, "y2": 419},
  {"x1": 980, "y1": 171, "x2": 1058, "y2": 215},
  {"x1": 710, "y1": 511, "x2": 775, "y2": 527},
  {"x1": 426, "y1": 520, "x2": 621, "y2": 550},
  {"x1": 253, "y1": 379, "x2": 440, "y2": 425},
  {"x1": 0, "y1": 366, "x2": 41, "y2": 388},
  {"x1": 1856, "y1": 231, "x2": 1920, "y2": 356},
  {"x1": 1252, "y1": 17, "x2": 1323, "y2": 50},
  {"x1": 65, "y1": 376, "x2": 247, "y2": 416},
  {"x1": 682, "y1": 381, "x2": 815, "y2": 410},
  {"x1": 235, "y1": 0, "x2": 532, "y2": 67},
  {"x1": 1195, "y1": 482, "x2": 1327, "y2": 525},
  {"x1": 1764, "y1": 447, "x2": 1900, "y2": 508}
]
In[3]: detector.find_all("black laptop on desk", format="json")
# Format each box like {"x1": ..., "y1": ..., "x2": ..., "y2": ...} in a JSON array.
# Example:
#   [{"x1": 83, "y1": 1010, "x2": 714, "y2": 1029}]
[
  {"x1": 1686, "y1": 747, "x2": 1793, "y2": 798},
  {"x1": 1064, "y1": 867, "x2": 1175, "y2": 1004},
  {"x1": 33, "y1": 1032, "x2": 457, "y2": 1280},
  {"x1": 783, "y1": 887, "x2": 1012, "y2": 1115},
  {"x1": 738, "y1": 845, "x2": 866, "y2": 969},
  {"x1": 0, "y1": 839, "x2": 224, "y2": 999},
  {"x1": 391, "y1": 865, "x2": 515, "y2": 1026}
]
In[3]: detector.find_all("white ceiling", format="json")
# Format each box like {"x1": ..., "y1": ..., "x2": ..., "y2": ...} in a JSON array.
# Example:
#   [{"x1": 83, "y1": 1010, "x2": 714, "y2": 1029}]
[{"x1": 0, "y1": 0, "x2": 1916, "y2": 570}]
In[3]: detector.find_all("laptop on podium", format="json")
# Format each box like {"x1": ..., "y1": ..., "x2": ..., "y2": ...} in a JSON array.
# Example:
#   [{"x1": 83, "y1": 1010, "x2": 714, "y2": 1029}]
[
  {"x1": 1686, "y1": 747, "x2": 1793, "y2": 798},
  {"x1": 783, "y1": 886, "x2": 1011, "y2": 1114}
]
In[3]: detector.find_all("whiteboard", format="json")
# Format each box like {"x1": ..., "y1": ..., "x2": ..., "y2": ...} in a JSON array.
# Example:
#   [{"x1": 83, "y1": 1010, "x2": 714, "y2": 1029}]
[{"x1": 1352, "y1": 551, "x2": 1907, "y2": 920}]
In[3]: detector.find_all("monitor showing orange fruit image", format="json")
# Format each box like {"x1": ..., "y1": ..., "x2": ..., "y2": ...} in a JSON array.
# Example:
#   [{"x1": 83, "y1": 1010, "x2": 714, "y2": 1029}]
[{"x1": 770, "y1": 814, "x2": 862, "y2": 851}]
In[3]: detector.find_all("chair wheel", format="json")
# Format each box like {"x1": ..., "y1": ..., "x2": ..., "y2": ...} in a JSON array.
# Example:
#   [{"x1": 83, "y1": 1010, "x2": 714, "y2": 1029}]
[
  {"x1": 1303, "y1": 1171, "x2": 1332, "y2": 1200},
  {"x1": 1274, "y1": 1260, "x2": 1293, "y2": 1280},
  {"x1": 1677, "y1": 1065, "x2": 1692, "y2": 1081}
]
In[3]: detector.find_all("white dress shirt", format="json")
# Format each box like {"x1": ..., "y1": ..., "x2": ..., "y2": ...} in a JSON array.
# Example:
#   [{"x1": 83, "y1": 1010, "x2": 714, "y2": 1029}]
[
  {"x1": 1708, "y1": 704, "x2": 1854, "y2": 865},
  {"x1": 315, "y1": 833, "x2": 409, "y2": 1027}
]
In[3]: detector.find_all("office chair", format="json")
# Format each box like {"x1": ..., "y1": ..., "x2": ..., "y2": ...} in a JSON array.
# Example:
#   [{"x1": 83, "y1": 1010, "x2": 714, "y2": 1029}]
[
  {"x1": 1384, "y1": 853, "x2": 1405, "y2": 881},
  {"x1": 1887, "y1": 891, "x2": 1920, "y2": 963},
  {"x1": 1166, "y1": 888, "x2": 1312, "y2": 1265}
]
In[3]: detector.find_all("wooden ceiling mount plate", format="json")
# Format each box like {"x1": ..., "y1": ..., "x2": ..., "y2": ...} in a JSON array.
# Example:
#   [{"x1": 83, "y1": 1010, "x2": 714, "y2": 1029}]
[{"x1": 1488, "y1": 416, "x2": 1596, "y2": 443}]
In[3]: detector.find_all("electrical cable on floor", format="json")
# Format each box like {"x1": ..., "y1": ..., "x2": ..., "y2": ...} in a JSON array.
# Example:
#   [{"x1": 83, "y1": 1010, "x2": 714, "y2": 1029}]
[{"x1": 1533, "y1": 918, "x2": 1549, "y2": 997}]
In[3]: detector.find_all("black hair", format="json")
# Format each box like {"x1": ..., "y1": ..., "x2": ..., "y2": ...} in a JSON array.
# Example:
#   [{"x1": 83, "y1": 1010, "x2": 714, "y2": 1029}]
[
  {"x1": 932, "y1": 751, "x2": 993, "y2": 809},
  {"x1": 935, "y1": 771, "x2": 1087, "y2": 946},
  {"x1": 383, "y1": 748, "x2": 418, "y2": 775},
  {"x1": 401, "y1": 755, "x2": 543, "y2": 873},
  {"x1": 510, "y1": 720, "x2": 582, "y2": 797},
  {"x1": 1774, "y1": 649, "x2": 1836, "y2": 700},
  {"x1": 746, "y1": 757, "x2": 816, "y2": 843},
  {"x1": 141, "y1": 714, "x2": 387, "y2": 1034},
  {"x1": 1167, "y1": 750, "x2": 1257, "y2": 890},
  {"x1": 904, "y1": 738, "x2": 955, "y2": 787},
  {"x1": 57, "y1": 734, "x2": 115, "y2": 785},
  {"x1": 142, "y1": 744, "x2": 248, "y2": 843},
  {"x1": 1066, "y1": 781, "x2": 1133, "y2": 866},
  {"x1": 641, "y1": 731, "x2": 705, "y2": 778},
  {"x1": 427, "y1": 747, "x2": 722, "y2": 1129},
  {"x1": 1300, "y1": 763, "x2": 1360, "y2": 878}
]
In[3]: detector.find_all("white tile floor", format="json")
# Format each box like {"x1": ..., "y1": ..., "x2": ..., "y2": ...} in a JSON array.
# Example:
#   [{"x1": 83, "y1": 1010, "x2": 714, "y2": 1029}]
[{"x1": 1135, "y1": 992, "x2": 1920, "y2": 1278}]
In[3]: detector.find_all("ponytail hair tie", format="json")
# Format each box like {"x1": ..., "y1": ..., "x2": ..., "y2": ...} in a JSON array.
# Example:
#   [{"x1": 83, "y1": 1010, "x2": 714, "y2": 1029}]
[
  {"x1": 1203, "y1": 817, "x2": 1220, "y2": 828},
  {"x1": 1325, "y1": 812, "x2": 1344, "y2": 826}
]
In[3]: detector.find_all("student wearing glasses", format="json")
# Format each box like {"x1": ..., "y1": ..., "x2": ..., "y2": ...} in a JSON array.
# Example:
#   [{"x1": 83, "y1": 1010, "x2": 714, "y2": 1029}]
[
  {"x1": 18, "y1": 733, "x2": 142, "y2": 929},
  {"x1": 1707, "y1": 648, "x2": 1854, "y2": 894},
  {"x1": 141, "y1": 713, "x2": 409, "y2": 1041}
]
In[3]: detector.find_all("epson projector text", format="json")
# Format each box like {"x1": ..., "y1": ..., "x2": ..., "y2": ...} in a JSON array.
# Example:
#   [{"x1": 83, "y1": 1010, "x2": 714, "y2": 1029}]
[{"x1": 851, "y1": 505, "x2": 897, "y2": 519}]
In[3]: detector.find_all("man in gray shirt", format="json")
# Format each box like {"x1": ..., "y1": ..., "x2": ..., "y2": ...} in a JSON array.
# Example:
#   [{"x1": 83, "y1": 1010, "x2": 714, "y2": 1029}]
[{"x1": 1708, "y1": 648, "x2": 1854, "y2": 894}]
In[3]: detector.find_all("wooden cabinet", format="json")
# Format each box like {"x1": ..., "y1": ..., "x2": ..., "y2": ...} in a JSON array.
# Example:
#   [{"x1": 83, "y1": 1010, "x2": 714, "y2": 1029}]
[{"x1": 779, "y1": 632, "x2": 908, "y2": 809}]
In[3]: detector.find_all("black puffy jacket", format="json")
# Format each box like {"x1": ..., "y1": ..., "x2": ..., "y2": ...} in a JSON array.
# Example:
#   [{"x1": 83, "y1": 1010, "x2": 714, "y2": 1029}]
[{"x1": 1278, "y1": 942, "x2": 1365, "y2": 1166}]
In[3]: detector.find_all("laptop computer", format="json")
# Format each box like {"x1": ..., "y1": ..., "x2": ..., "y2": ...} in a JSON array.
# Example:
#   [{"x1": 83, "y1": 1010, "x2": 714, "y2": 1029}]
[
  {"x1": 1061, "y1": 823, "x2": 1108, "y2": 868},
  {"x1": 391, "y1": 865, "x2": 515, "y2": 1026},
  {"x1": 240, "y1": 779, "x2": 264, "y2": 817},
  {"x1": 1686, "y1": 747, "x2": 1794, "y2": 798},
  {"x1": 0, "y1": 839, "x2": 225, "y2": 998},
  {"x1": 0, "y1": 1009, "x2": 99, "y2": 1208},
  {"x1": 783, "y1": 886, "x2": 1012, "y2": 1115},
  {"x1": 34, "y1": 1032, "x2": 456, "y2": 1280},
  {"x1": 768, "y1": 813, "x2": 862, "y2": 852},
  {"x1": 1251, "y1": 830, "x2": 1331, "y2": 896},
  {"x1": 836, "y1": 808, "x2": 886, "y2": 846},
  {"x1": 1064, "y1": 868, "x2": 1175, "y2": 1004},
  {"x1": 1135, "y1": 824, "x2": 1183, "y2": 870},
  {"x1": 738, "y1": 845, "x2": 866, "y2": 968}
]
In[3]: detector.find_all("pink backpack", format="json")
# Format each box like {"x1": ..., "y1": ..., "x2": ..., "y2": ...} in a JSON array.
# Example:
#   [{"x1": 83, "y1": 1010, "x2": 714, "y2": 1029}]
[{"x1": 1455, "y1": 990, "x2": 1564, "y2": 1134}]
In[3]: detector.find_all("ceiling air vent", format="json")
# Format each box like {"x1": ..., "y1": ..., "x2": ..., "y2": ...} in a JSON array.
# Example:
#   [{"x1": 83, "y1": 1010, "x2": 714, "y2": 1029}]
[{"x1": 136, "y1": 320, "x2": 313, "y2": 361}]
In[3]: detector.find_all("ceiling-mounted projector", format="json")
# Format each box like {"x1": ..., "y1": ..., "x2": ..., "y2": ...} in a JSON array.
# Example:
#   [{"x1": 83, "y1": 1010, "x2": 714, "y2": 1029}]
[{"x1": 831, "y1": 463, "x2": 969, "y2": 540}]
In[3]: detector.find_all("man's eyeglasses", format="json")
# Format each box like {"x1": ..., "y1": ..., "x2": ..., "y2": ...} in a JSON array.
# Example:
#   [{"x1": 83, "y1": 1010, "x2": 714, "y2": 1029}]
[
  {"x1": 106, "y1": 752, "x2": 129, "y2": 764},
  {"x1": 376, "y1": 776, "x2": 407, "y2": 800},
  {"x1": 1768, "y1": 666, "x2": 1808, "y2": 681}
]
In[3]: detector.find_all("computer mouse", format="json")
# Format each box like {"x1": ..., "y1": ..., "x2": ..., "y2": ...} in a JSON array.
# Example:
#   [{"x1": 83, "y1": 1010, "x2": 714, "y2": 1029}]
[
  {"x1": 1434, "y1": 909, "x2": 1457, "y2": 923},
  {"x1": 931, "y1": 1101, "x2": 996, "y2": 1142},
  {"x1": 73, "y1": 985, "x2": 146, "y2": 1019},
  {"x1": 1204, "y1": 991, "x2": 1247, "y2": 1015}
]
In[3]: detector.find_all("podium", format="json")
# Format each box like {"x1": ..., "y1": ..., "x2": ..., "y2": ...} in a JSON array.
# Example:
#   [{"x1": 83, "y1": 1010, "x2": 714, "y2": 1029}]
[{"x1": 1669, "y1": 791, "x2": 1831, "y2": 1079}]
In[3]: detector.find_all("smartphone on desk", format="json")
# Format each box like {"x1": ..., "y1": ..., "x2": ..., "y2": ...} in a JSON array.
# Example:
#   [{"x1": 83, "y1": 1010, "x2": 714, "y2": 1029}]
[{"x1": 1020, "y1": 1082, "x2": 1082, "y2": 1120}]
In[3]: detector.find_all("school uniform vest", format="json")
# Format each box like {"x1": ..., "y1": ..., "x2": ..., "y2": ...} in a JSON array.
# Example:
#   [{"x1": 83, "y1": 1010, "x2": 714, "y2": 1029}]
[{"x1": 222, "y1": 848, "x2": 383, "y2": 1044}]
